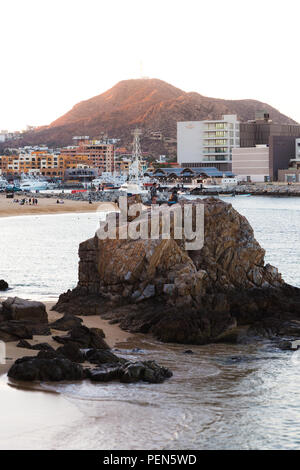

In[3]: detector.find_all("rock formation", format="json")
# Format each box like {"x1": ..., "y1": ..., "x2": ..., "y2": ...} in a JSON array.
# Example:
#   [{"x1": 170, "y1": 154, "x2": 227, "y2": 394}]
[
  {"x1": 0, "y1": 280, "x2": 9, "y2": 291},
  {"x1": 54, "y1": 197, "x2": 300, "y2": 344},
  {"x1": 0, "y1": 297, "x2": 50, "y2": 341},
  {"x1": 8, "y1": 322, "x2": 173, "y2": 384}
]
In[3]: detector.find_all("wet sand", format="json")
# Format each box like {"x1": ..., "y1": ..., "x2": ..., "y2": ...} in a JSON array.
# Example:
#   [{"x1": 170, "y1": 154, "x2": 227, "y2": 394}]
[
  {"x1": 0, "y1": 194, "x2": 117, "y2": 218},
  {"x1": 0, "y1": 301, "x2": 131, "y2": 376}
]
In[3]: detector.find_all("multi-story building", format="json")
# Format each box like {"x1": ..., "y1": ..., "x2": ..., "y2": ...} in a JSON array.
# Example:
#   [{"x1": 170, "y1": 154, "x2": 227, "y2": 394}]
[
  {"x1": 239, "y1": 113, "x2": 300, "y2": 147},
  {"x1": 0, "y1": 149, "x2": 92, "y2": 178},
  {"x1": 177, "y1": 115, "x2": 240, "y2": 172},
  {"x1": 233, "y1": 136, "x2": 300, "y2": 182},
  {"x1": 277, "y1": 138, "x2": 300, "y2": 182},
  {"x1": 61, "y1": 137, "x2": 115, "y2": 174},
  {"x1": 232, "y1": 145, "x2": 271, "y2": 182}
]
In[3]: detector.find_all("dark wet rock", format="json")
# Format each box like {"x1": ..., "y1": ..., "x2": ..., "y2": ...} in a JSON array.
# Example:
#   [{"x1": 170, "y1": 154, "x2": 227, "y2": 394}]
[
  {"x1": 87, "y1": 360, "x2": 173, "y2": 384},
  {"x1": 85, "y1": 348, "x2": 125, "y2": 365},
  {"x1": 120, "y1": 360, "x2": 173, "y2": 384},
  {"x1": 0, "y1": 305, "x2": 4, "y2": 323},
  {"x1": 53, "y1": 325, "x2": 109, "y2": 350},
  {"x1": 32, "y1": 343, "x2": 55, "y2": 351},
  {"x1": 8, "y1": 352, "x2": 172, "y2": 384},
  {"x1": 278, "y1": 339, "x2": 300, "y2": 351},
  {"x1": 8, "y1": 356, "x2": 86, "y2": 382},
  {"x1": 37, "y1": 350, "x2": 59, "y2": 360},
  {"x1": 2, "y1": 297, "x2": 48, "y2": 323},
  {"x1": 278, "y1": 340, "x2": 293, "y2": 351},
  {"x1": 16, "y1": 339, "x2": 33, "y2": 349},
  {"x1": 0, "y1": 321, "x2": 33, "y2": 342},
  {"x1": 0, "y1": 297, "x2": 50, "y2": 342},
  {"x1": 16, "y1": 339, "x2": 55, "y2": 351},
  {"x1": 0, "y1": 280, "x2": 9, "y2": 291},
  {"x1": 50, "y1": 313, "x2": 83, "y2": 331},
  {"x1": 56, "y1": 342, "x2": 85, "y2": 363},
  {"x1": 86, "y1": 366, "x2": 122, "y2": 382}
]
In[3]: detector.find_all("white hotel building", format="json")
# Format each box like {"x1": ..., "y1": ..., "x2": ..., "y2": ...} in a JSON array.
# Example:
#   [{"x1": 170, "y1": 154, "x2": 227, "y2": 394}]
[{"x1": 177, "y1": 115, "x2": 240, "y2": 172}]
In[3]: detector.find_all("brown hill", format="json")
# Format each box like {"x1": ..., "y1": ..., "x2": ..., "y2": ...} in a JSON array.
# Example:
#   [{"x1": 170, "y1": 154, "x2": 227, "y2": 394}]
[{"x1": 7, "y1": 78, "x2": 298, "y2": 155}]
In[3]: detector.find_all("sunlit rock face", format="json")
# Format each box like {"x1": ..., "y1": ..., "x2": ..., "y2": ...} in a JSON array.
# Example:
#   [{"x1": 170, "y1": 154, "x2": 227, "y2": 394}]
[{"x1": 54, "y1": 198, "x2": 300, "y2": 345}]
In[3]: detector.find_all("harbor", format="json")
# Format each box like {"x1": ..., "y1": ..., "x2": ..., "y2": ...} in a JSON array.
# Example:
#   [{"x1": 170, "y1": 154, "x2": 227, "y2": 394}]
[{"x1": 0, "y1": 196, "x2": 300, "y2": 449}]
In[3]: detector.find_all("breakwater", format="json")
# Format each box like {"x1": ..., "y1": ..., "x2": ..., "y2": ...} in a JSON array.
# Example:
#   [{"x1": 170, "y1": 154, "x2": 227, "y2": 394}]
[{"x1": 192, "y1": 183, "x2": 300, "y2": 197}]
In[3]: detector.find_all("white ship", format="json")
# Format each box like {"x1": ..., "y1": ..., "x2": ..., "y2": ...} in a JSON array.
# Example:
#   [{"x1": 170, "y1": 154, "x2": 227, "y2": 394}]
[{"x1": 18, "y1": 174, "x2": 49, "y2": 191}]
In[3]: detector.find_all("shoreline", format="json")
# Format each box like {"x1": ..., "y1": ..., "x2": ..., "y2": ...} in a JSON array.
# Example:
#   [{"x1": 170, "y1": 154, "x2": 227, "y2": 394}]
[
  {"x1": 0, "y1": 301, "x2": 131, "y2": 377},
  {"x1": 0, "y1": 194, "x2": 117, "y2": 218}
]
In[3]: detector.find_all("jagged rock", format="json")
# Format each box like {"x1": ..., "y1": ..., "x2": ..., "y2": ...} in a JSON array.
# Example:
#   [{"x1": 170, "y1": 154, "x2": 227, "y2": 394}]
[
  {"x1": 37, "y1": 350, "x2": 59, "y2": 360},
  {"x1": 2, "y1": 297, "x2": 48, "y2": 323},
  {"x1": 0, "y1": 320, "x2": 50, "y2": 342},
  {"x1": 85, "y1": 348, "x2": 125, "y2": 365},
  {"x1": 0, "y1": 321, "x2": 33, "y2": 342},
  {"x1": 53, "y1": 198, "x2": 300, "y2": 344},
  {"x1": 0, "y1": 280, "x2": 8, "y2": 291},
  {"x1": 49, "y1": 313, "x2": 83, "y2": 331},
  {"x1": 278, "y1": 340, "x2": 293, "y2": 351},
  {"x1": 56, "y1": 342, "x2": 85, "y2": 363},
  {"x1": 53, "y1": 325, "x2": 109, "y2": 349},
  {"x1": 86, "y1": 366, "x2": 123, "y2": 382},
  {"x1": 16, "y1": 339, "x2": 33, "y2": 349},
  {"x1": 86, "y1": 360, "x2": 173, "y2": 384},
  {"x1": 120, "y1": 361, "x2": 173, "y2": 384},
  {"x1": 8, "y1": 356, "x2": 86, "y2": 382},
  {"x1": 16, "y1": 339, "x2": 55, "y2": 351},
  {"x1": 8, "y1": 351, "x2": 172, "y2": 384}
]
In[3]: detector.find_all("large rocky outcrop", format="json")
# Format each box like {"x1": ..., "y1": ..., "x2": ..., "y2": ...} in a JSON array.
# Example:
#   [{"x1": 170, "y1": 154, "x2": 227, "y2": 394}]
[{"x1": 54, "y1": 198, "x2": 300, "y2": 344}]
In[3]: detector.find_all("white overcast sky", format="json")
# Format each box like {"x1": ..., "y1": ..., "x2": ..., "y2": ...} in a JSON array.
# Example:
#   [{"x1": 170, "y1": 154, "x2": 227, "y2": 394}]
[{"x1": 1, "y1": 0, "x2": 300, "y2": 131}]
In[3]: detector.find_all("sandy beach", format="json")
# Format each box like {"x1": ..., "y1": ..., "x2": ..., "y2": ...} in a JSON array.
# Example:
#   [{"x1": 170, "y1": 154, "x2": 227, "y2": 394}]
[
  {"x1": 0, "y1": 301, "x2": 131, "y2": 377},
  {"x1": 0, "y1": 194, "x2": 117, "y2": 218}
]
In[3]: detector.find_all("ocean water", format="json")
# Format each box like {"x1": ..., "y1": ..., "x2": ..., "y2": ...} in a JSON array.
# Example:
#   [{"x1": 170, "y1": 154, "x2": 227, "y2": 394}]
[{"x1": 1, "y1": 196, "x2": 300, "y2": 450}]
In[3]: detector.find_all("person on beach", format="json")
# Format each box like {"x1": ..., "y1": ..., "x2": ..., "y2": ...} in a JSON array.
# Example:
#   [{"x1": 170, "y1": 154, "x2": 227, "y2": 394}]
[{"x1": 150, "y1": 183, "x2": 158, "y2": 204}]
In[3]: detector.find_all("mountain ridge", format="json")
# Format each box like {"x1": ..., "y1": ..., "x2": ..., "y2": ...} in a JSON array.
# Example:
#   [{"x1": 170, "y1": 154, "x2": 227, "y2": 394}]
[{"x1": 5, "y1": 78, "x2": 298, "y2": 155}]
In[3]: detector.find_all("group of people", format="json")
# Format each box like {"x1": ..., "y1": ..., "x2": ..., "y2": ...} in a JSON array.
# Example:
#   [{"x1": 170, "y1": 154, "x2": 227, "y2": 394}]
[
  {"x1": 150, "y1": 183, "x2": 178, "y2": 206},
  {"x1": 13, "y1": 197, "x2": 38, "y2": 206}
]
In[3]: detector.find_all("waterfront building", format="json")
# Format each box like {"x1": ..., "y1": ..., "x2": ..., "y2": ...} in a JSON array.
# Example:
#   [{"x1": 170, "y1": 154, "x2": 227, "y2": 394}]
[
  {"x1": 232, "y1": 145, "x2": 271, "y2": 182},
  {"x1": 60, "y1": 136, "x2": 115, "y2": 174},
  {"x1": 145, "y1": 166, "x2": 234, "y2": 185},
  {"x1": 177, "y1": 115, "x2": 240, "y2": 172},
  {"x1": 0, "y1": 149, "x2": 92, "y2": 178},
  {"x1": 240, "y1": 112, "x2": 300, "y2": 147},
  {"x1": 277, "y1": 138, "x2": 300, "y2": 182},
  {"x1": 233, "y1": 136, "x2": 300, "y2": 182}
]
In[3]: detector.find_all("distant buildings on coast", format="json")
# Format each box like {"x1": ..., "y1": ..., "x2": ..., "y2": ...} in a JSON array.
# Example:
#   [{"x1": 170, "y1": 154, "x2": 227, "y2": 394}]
[
  {"x1": 177, "y1": 111, "x2": 300, "y2": 183},
  {"x1": 2, "y1": 111, "x2": 300, "y2": 184}
]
